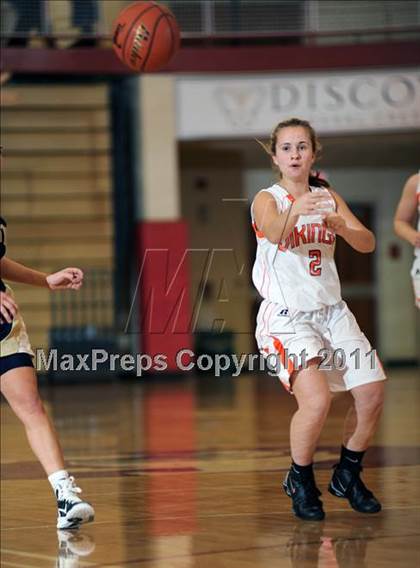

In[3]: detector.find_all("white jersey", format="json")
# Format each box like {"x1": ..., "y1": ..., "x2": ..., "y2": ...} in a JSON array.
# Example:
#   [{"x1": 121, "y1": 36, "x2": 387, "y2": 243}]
[
  {"x1": 415, "y1": 172, "x2": 420, "y2": 257},
  {"x1": 251, "y1": 183, "x2": 342, "y2": 311}
]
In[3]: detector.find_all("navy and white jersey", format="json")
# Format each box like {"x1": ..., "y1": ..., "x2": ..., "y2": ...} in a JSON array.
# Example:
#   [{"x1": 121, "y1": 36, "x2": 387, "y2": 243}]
[
  {"x1": 0, "y1": 216, "x2": 6, "y2": 292},
  {"x1": 0, "y1": 217, "x2": 34, "y2": 355}
]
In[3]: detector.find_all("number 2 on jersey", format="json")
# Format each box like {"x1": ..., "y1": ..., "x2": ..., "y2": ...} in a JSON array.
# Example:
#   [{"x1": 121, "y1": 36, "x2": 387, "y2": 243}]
[{"x1": 309, "y1": 249, "x2": 322, "y2": 276}]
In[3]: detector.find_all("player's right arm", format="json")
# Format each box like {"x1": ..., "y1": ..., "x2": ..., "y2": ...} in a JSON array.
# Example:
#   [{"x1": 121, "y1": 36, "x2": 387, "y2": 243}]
[
  {"x1": 0, "y1": 257, "x2": 84, "y2": 290},
  {"x1": 394, "y1": 173, "x2": 420, "y2": 248},
  {"x1": 253, "y1": 191, "x2": 328, "y2": 244}
]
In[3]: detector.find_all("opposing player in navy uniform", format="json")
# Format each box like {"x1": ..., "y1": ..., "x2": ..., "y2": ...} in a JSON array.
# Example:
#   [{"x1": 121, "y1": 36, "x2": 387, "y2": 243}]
[{"x1": 0, "y1": 146, "x2": 94, "y2": 529}]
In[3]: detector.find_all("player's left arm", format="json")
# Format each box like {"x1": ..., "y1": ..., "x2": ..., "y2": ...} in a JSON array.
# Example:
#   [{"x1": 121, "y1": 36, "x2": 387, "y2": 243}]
[
  {"x1": 325, "y1": 190, "x2": 375, "y2": 253},
  {"x1": 393, "y1": 174, "x2": 419, "y2": 247},
  {"x1": 0, "y1": 257, "x2": 83, "y2": 290}
]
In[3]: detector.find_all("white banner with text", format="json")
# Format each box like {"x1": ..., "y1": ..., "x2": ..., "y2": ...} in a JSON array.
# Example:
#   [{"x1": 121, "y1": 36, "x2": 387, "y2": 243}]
[{"x1": 176, "y1": 68, "x2": 420, "y2": 139}]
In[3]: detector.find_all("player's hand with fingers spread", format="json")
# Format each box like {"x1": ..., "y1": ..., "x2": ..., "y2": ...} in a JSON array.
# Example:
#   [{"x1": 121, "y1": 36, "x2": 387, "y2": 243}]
[
  {"x1": 324, "y1": 213, "x2": 347, "y2": 235},
  {"x1": 0, "y1": 290, "x2": 18, "y2": 323},
  {"x1": 46, "y1": 268, "x2": 84, "y2": 291},
  {"x1": 292, "y1": 192, "x2": 332, "y2": 216}
]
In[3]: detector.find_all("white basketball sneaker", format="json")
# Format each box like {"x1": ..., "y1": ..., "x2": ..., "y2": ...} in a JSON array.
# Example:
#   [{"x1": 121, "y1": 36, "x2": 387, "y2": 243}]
[{"x1": 55, "y1": 476, "x2": 95, "y2": 529}]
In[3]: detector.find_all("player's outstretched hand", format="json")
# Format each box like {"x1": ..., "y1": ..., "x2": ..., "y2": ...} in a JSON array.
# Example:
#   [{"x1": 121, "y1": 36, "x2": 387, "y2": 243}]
[
  {"x1": 293, "y1": 192, "x2": 331, "y2": 216},
  {"x1": 0, "y1": 290, "x2": 18, "y2": 323},
  {"x1": 324, "y1": 213, "x2": 346, "y2": 235},
  {"x1": 46, "y1": 268, "x2": 84, "y2": 291}
]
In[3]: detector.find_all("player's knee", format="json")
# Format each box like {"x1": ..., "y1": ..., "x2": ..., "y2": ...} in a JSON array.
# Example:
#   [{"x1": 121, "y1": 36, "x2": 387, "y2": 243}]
[
  {"x1": 302, "y1": 391, "x2": 332, "y2": 417},
  {"x1": 13, "y1": 394, "x2": 46, "y2": 423},
  {"x1": 355, "y1": 383, "x2": 385, "y2": 416}
]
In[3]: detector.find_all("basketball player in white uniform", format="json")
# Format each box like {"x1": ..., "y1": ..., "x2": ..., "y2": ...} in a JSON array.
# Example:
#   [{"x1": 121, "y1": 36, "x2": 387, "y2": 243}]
[
  {"x1": 394, "y1": 172, "x2": 420, "y2": 308},
  {"x1": 251, "y1": 118, "x2": 386, "y2": 521}
]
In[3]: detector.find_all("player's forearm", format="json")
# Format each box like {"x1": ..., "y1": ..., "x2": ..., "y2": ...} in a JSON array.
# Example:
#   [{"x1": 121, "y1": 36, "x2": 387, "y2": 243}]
[
  {"x1": 339, "y1": 227, "x2": 375, "y2": 253},
  {"x1": 265, "y1": 210, "x2": 300, "y2": 244},
  {"x1": 394, "y1": 220, "x2": 417, "y2": 246},
  {"x1": 0, "y1": 257, "x2": 49, "y2": 287}
]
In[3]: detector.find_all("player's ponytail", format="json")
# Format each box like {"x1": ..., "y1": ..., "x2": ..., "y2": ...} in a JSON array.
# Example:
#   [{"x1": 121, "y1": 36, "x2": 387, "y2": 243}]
[{"x1": 309, "y1": 171, "x2": 330, "y2": 188}]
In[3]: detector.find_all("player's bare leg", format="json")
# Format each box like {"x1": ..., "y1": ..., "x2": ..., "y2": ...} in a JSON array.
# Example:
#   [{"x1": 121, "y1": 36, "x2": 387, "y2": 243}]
[
  {"x1": 329, "y1": 381, "x2": 385, "y2": 513},
  {"x1": 290, "y1": 360, "x2": 332, "y2": 464},
  {"x1": 345, "y1": 381, "x2": 385, "y2": 450},
  {"x1": 1, "y1": 366, "x2": 65, "y2": 473},
  {"x1": 283, "y1": 360, "x2": 331, "y2": 521},
  {"x1": 1, "y1": 366, "x2": 94, "y2": 528}
]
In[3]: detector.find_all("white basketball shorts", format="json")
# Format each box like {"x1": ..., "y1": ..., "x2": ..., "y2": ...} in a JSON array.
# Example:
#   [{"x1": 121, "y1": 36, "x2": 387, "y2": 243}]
[
  {"x1": 256, "y1": 299, "x2": 386, "y2": 394},
  {"x1": 411, "y1": 256, "x2": 420, "y2": 309}
]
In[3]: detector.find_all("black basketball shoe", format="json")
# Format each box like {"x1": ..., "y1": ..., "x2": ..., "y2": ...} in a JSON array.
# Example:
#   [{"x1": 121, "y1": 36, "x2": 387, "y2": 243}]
[
  {"x1": 283, "y1": 466, "x2": 325, "y2": 521},
  {"x1": 328, "y1": 464, "x2": 381, "y2": 513}
]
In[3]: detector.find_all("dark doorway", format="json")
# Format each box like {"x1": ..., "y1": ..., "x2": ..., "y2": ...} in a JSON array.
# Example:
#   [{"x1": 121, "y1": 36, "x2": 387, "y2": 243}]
[{"x1": 335, "y1": 203, "x2": 377, "y2": 345}]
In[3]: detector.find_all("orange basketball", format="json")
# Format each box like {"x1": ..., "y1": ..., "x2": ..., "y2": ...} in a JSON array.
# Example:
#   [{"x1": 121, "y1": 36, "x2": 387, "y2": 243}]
[{"x1": 112, "y1": 1, "x2": 180, "y2": 72}]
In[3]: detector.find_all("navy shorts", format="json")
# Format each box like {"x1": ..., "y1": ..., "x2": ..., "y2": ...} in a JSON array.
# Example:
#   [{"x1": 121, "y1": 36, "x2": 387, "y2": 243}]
[{"x1": 0, "y1": 353, "x2": 34, "y2": 376}]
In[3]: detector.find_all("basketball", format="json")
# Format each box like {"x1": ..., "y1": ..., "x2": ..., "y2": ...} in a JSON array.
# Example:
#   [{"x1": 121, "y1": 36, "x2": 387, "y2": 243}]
[{"x1": 112, "y1": 1, "x2": 180, "y2": 72}]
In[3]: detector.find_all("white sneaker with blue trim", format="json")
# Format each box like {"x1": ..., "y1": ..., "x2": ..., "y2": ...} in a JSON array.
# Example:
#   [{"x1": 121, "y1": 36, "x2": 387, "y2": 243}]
[{"x1": 56, "y1": 476, "x2": 95, "y2": 529}]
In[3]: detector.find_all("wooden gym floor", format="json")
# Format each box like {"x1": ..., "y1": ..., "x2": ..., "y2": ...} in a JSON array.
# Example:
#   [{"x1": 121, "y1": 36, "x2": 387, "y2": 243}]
[{"x1": 1, "y1": 368, "x2": 419, "y2": 567}]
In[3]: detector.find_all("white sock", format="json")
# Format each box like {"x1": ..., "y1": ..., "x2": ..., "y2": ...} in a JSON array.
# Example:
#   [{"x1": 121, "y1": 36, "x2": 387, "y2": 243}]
[{"x1": 48, "y1": 469, "x2": 69, "y2": 491}]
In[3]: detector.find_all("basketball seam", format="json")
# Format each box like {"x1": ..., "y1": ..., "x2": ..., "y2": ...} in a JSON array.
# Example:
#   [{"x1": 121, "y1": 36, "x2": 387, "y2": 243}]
[
  {"x1": 164, "y1": 14, "x2": 175, "y2": 59},
  {"x1": 141, "y1": 13, "x2": 166, "y2": 72},
  {"x1": 120, "y1": 3, "x2": 159, "y2": 67}
]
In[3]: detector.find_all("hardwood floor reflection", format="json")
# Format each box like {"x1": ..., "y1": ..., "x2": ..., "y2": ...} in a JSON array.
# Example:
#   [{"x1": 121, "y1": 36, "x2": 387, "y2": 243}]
[{"x1": 1, "y1": 368, "x2": 419, "y2": 567}]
